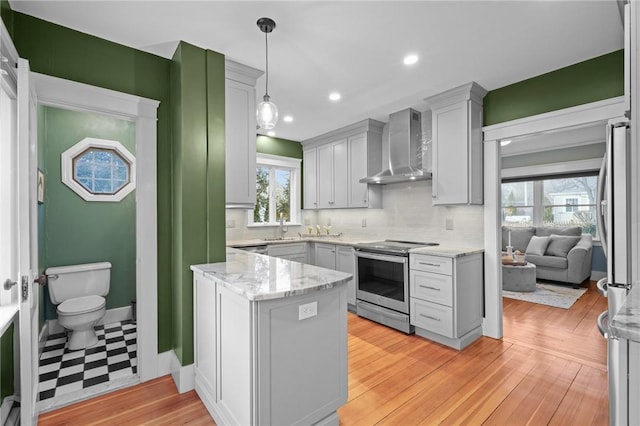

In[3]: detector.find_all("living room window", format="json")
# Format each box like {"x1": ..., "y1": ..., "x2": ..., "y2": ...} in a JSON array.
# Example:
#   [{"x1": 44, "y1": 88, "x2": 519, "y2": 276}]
[
  {"x1": 502, "y1": 174, "x2": 598, "y2": 237},
  {"x1": 249, "y1": 154, "x2": 301, "y2": 226}
]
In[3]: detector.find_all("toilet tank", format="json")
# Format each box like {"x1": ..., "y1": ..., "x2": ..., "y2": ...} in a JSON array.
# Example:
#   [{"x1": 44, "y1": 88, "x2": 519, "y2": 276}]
[{"x1": 45, "y1": 262, "x2": 111, "y2": 304}]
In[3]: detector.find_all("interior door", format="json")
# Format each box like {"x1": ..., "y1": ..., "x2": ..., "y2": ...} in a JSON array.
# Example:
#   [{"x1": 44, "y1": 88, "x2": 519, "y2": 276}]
[{"x1": 17, "y1": 58, "x2": 39, "y2": 426}]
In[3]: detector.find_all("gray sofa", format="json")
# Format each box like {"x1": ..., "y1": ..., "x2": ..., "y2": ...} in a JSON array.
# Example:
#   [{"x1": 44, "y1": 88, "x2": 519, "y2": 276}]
[{"x1": 502, "y1": 226, "x2": 593, "y2": 286}]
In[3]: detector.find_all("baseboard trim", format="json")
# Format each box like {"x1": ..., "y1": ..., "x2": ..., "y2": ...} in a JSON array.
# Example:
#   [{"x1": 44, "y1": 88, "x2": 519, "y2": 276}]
[
  {"x1": 157, "y1": 350, "x2": 172, "y2": 377},
  {"x1": 170, "y1": 350, "x2": 195, "y2": 394}
]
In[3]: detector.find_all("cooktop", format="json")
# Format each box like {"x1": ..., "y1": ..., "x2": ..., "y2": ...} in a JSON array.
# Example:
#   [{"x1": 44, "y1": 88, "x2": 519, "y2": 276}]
[{"x1": 354, "y1": 240, "x2": 439, "y2": 256}]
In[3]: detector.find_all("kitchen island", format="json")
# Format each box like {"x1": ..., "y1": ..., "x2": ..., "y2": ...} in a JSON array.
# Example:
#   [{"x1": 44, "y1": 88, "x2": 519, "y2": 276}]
[{"x1": 191, "y1": 248, "x2": 352, "y2": 426}]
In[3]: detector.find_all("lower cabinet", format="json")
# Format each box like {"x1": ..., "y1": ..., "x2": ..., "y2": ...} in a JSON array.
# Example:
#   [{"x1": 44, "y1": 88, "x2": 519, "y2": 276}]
[
  {"x1": 267, "y1": 242, "x2": 307, "y2": 263},
  {"x1": 409, "y1": 252, "x2": 483, "y2": 350},
  {"x1": 336, "y1": 246, "x2": 357, "y2": 307},
  {"x1": 193, "y1": 271, "x2": 348, "y2": 425},
  {"x1": 314, "y1": 243, "x2": 336, "y2": 269}
]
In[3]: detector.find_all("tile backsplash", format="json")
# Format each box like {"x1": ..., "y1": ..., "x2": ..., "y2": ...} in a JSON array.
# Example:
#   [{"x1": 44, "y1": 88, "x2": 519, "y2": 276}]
[{"x1": 226, "y1": 180, "x2": 484, "y2": 247}]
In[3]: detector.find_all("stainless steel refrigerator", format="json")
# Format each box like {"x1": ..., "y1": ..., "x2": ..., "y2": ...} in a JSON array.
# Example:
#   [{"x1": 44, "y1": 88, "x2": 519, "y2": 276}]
[{"x1": 596, "y1": 117, "x2": 632, "y2": 425}]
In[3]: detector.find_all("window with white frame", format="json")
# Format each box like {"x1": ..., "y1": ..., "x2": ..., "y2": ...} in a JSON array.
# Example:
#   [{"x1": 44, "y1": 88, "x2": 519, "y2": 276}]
[
  {"x1": 61, "y1": 137, "x2": 136, "y2": 202},
  {"x1": 250, "y1": 153, "x2": 301, "y2": 226},
  {"x1": 502, "y1": 174, "x2": 598, "y2": 237}
]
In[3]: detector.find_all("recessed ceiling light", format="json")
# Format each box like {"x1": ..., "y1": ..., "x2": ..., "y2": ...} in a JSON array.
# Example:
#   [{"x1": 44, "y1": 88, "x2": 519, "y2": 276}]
[
  {"x1": 403, "y1": 54, "x2": 419, "y2": 65},
  {"x1": 267, "y1": 131, "x2": 276, "y2": 137},
  {"x1": 500, "y1": 140, "x2": 512, "y2": 146},
  {"x1": 283, "y1": 115, "x2": 293, "y2": 123},
  {"x1": 329, "y1": 92, "x2": 341, "y2": 101}
]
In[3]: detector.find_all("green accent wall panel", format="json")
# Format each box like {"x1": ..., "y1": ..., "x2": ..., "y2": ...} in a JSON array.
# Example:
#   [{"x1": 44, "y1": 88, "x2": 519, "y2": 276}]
[
  {"x1": 171, "y1": 42, "x2": 226, "y2": 366},
  {"x1": 0, "y1": 323, "x2": 14, "y2": 400},
  {"x1": 484, "y1": 50, "x2": 624, "y2": 126},
  {"x1": 10, "y1": 11, "x2": 173, "y2": 353},
  {"x1": 256, "y1": 135, "x2": 303, "y2": 159},
  {"x1": 42, "y1": 107, "x2": 136, "y2": 316}
]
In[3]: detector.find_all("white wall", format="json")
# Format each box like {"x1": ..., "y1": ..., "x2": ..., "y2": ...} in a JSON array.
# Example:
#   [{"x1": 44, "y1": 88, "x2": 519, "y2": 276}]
[{"x1": 226, "y1": 180, "x2": 484, "y2": 247}]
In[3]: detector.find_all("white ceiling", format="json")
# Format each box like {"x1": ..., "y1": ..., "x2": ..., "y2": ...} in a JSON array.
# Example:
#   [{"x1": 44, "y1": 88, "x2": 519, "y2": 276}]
[{"x1": 10, "y1": 1, "x2": 623, "y2": 142}]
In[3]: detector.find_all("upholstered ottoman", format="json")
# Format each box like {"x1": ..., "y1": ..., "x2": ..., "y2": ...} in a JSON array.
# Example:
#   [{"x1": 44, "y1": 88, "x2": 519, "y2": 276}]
[{"x1": 502, "y1": 263, "x2": 537, "y2": 292}]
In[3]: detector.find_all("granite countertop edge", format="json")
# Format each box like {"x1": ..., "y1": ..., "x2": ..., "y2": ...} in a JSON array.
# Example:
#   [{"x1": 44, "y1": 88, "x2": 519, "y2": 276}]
[
  {"x1": 409, "y1": 246, "x2": 485, "y2": 258},
  {"x1": 191, "y1": 249, "x2": 352, "y2": 302},
  {"x1": 610, "y1": 285, "x2": 640, "y2": 343}
]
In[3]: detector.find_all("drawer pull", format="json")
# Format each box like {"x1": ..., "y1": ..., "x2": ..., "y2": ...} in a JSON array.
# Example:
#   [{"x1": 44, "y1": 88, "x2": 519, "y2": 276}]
[
  {"x1": 419, "y1": 262, "x2": 440, "y2": 267},
  {"x1": 419, "y1": 313, "x2": 441, "y2": 322},
  {"x1": 419, "y1": 285, "x2": 440, "y2": 291}
]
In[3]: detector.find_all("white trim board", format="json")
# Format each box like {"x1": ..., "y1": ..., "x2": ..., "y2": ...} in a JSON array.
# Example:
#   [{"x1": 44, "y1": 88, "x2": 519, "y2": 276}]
[
  {"x1": 502, "y1": 158, "x2": 603, "y2": 180},
  {"x1": 483, "y1": 96, "x2": 626, "y2": 142},
  {"x1": 32, "y1": 72, "x2": 159, "y2": 383}
]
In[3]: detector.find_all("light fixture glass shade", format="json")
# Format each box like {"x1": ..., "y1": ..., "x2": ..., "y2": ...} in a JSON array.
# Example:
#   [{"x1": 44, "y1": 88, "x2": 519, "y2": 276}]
[{"x1": 257, "y1": 95, "x2": 278, "y2": 130}]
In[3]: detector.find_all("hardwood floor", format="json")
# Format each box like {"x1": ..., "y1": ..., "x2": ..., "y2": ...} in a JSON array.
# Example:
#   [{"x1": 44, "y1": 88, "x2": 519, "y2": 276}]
[{"x1": 39, "y1": 282, "x2": 608, "y2": 425}]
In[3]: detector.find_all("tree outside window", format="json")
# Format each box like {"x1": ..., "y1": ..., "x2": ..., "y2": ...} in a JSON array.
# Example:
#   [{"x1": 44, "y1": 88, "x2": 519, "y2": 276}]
[{"x1": 249, "y1": 154, "x2": 300, "y2": 226}]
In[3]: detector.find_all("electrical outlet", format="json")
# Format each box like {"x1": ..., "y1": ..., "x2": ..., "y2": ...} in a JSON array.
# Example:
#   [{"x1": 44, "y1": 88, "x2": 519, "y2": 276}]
[
  {"x1": 327, "y1": 218, "x2": 332, "y2": 226},
  {"x1": 361, "y1": 218, "x2": 367, "y2": 227},
  {"x1": 299, "y1": 301, "x2": 318, "y2": 320},
  {"x1": 226, "y1": 219, "x2": 236, "y2": 228},
  {"x1": 445, "y1": 218, "x2": 454, "y2": 230},
  {"x1": 304, "y1": 218, "x2": 310, "y2": 226}
]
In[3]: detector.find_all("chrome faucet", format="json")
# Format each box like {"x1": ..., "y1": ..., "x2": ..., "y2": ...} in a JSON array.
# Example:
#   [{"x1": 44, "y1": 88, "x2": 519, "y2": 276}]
[{"x1": 279, "y1": 213, "x2": 288, "y2": 239}]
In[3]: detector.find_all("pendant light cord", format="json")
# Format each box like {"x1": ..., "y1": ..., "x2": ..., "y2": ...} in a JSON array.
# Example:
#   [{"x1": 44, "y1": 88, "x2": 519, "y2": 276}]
[{"x1": 264, "y1": 32, "x2": 269, "y2": 97}]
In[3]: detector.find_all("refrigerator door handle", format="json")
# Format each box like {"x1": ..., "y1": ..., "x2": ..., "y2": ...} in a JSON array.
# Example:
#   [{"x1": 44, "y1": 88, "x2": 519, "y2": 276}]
[{"x1": 596, "y1": 154, "x2": 607, "y2": 257}]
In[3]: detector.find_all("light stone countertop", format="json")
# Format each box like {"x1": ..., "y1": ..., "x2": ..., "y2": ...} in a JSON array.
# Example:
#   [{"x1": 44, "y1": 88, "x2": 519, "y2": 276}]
[
  {"x1": 226, "y1": 237, "x2": 377, "y2": 248},
  {"x1": 409, "y1": 245, "x2": 485, "y2": 258},
  {"x1": 610, "y1": 285, "x2": 640, "y2": 343},
  {"x1": 0, "y1": 303, "x2": 18, "y2": 336},
  {"x1": 191, "y1": 248, "x2": 352, "y2": 302}
]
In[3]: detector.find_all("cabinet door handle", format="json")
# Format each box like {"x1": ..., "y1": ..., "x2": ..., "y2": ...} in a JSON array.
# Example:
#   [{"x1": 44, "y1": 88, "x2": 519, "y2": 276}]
[
  {"x1": 418, "y1": 261, "x2": 440, "y2": 267},
  {"x1": 419, "y1": 285, "x2": 440, "y2": 291},
  {"x1": 419, "y1": 313, "x2": 441, "y2": 322}
]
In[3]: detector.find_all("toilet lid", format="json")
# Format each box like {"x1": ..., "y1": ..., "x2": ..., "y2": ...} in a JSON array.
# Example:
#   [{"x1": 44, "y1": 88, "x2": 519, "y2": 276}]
[{"x1": 57, "y1": 295, "x2": 106, "y2": 315}]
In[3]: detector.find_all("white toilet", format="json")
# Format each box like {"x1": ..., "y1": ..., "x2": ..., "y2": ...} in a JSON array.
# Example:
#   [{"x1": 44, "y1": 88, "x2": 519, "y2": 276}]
[{"x1": 45, "y1": 262, "x2": 111, "y2": 350}]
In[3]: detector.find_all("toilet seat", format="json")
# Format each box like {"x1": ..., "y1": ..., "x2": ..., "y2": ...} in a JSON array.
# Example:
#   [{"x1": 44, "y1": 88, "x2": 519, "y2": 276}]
[{"x1": 57, "y1": 295, "x2": 105, "y2": 315}]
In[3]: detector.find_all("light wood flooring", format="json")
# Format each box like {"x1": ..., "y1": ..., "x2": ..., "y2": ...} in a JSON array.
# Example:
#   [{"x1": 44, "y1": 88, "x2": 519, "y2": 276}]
[{"x1": 39, "y1": 282, "x2": 608, "y2": 425}]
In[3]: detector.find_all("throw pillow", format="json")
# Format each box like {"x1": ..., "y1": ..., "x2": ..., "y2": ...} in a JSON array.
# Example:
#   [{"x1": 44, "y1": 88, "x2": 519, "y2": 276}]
[
  {"x1": 525, "y1": 236, "x2": 550, "y2": 256},
  {"x1": 545, "y1": 234, "x2": 581, "y2": 257}
]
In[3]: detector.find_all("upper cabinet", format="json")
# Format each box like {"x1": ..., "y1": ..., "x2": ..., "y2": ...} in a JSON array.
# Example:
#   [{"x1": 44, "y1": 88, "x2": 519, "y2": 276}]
[
  {"x1": 425, "y1": 82, "x2": 487, "y2": 206},
  {"x1": 302, "y1": 119, "x2": 384, "y2": 210},
  {"x1": 225, "y1": 59, "x2": 262, "y2": 209}
]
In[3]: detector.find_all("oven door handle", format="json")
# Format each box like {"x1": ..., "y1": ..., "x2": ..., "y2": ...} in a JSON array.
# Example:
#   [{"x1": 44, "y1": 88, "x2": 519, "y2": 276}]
[{"x1": 355, "y1": 251, "x2": 408, "y2": 264}]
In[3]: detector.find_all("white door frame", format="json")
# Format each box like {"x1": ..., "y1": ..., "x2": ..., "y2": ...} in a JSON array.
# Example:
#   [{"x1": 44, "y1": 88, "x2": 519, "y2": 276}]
[
  {"x1": 32, "y1": 73, "x2": 160, "y2": 382},
  {"x1": 481, "y1": 96, "x2": 626, "y2": 338}
]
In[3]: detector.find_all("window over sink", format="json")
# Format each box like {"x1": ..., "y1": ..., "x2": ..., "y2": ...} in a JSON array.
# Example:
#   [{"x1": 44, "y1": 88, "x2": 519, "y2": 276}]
[{"x1": 249, "y1": 153, "x2": 301, "y2": 227}]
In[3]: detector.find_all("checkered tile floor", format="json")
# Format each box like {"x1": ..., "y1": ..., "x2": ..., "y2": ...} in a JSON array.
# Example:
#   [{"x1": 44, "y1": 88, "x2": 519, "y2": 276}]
[{"x1": 38, "y1": 320, "x2": 137, "y2": 401}]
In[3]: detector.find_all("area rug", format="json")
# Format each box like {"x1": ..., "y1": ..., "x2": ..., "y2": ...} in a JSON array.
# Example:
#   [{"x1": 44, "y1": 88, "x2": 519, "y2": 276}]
[{"x1": 502, "y1": 283, "x2": 588, "y2": 309}]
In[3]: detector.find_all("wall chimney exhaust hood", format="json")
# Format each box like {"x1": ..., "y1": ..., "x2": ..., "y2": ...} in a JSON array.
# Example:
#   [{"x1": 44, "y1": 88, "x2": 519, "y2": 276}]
[{"x1": 360, "y1": 108, "x2": 430, "y2": 184}]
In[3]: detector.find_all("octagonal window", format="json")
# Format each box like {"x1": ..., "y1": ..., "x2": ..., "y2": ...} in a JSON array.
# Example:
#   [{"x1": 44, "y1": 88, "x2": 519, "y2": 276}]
[{"x1": 61, "y1": 138, "x2": 136, "y2": 202}]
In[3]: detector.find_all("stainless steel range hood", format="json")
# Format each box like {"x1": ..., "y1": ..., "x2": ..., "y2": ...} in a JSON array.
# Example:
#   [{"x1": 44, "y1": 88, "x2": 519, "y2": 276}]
[{"x1": 359, "y1": 108, "x2": 430, "y2": 184}]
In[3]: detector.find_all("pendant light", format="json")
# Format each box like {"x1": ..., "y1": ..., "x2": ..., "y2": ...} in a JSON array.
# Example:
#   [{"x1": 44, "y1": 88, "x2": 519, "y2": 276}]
[{"x1": 256, "y1": 17, "x2": 278, "y2": 130}]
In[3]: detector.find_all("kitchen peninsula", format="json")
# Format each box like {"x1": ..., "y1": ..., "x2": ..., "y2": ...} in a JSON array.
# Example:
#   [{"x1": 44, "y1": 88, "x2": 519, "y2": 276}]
[{"x1": 191, "y1": 248, "x2": 352, "y2": 426}]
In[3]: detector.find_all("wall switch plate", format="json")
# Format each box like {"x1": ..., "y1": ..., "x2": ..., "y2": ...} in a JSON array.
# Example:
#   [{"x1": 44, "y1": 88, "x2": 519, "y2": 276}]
[
  {"x1": 327, "y1": 218, "x2": 332, "y2": 226},
  {"x1": 361, "y1": 218, "x2": 367, "y2": 227},
  {"x1": 445, "y1": 218, "x2": 454, "y2": 230},
  {"x1": 299, "y1": 301, "x2": 318, "y2": 320},
  {"x1": 226, "y1": 219, "x2": 236, "y2": 228},
  {"x1": 304, "y1": 218, "x2": 310, "y2": 226}
]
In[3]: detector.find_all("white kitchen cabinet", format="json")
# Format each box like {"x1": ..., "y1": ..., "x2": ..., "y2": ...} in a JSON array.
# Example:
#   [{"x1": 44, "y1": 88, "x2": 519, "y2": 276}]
[
  {"x1": 336, "y1": 246, "x2": 356, "y2": 306},
  {"x1": 425, "y1": 82, "x2": 487, "y2": 206},
  {"x1": 192, "y1": 263, "x2": 348, "y2": 425},
  {"x1": 318, "y1": 139, "x2": 348, "y2": 209},
  {"x1": 314, "y1": 243, "x2": 337, "y2": 269},
  {"x1": 225, "y1": 60, "x2": 262, "y2": 209},
  {"x1": 409, "y1": 252, "x2": 483, "y2": 350},
  {"x1": 348, "y1": 132, "x2": 382, "y2": 208},
  {"x1": 302, "y1": 119, "x2": 384, "y2": 210},
  {"x1": 267, "y1": 242, "x2": 307, "y2": 263},
  {"x1": 303, "y1": 148, "x2": 318, "y2": 209}
]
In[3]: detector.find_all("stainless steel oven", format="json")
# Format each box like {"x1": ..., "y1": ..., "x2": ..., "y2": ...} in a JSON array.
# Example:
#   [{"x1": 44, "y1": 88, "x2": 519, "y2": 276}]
[{"x1": 354, "y1": 240, "x2": 438, "y2": 334}]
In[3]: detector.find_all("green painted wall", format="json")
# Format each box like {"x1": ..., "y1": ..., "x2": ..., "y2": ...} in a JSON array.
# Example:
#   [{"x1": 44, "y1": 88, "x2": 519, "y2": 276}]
[
  {"x1": 484, "y1": 50, "x2": 624, "y2": 126},
  {"x1": 9, "y1": 11, "x2": 174, "y2": 352},
  {"x1": 256, "y1": 135, "x2": 303, "y2": 158},
  {"x1": 0, "y1": 324, "x2": 14, "y2": 400},
  {"x1": 170, "y1": 42, "x2": 225, "y2": 365},
  {"x1": 41, "y1": 107, "x2": 136, "y2": 317}
]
